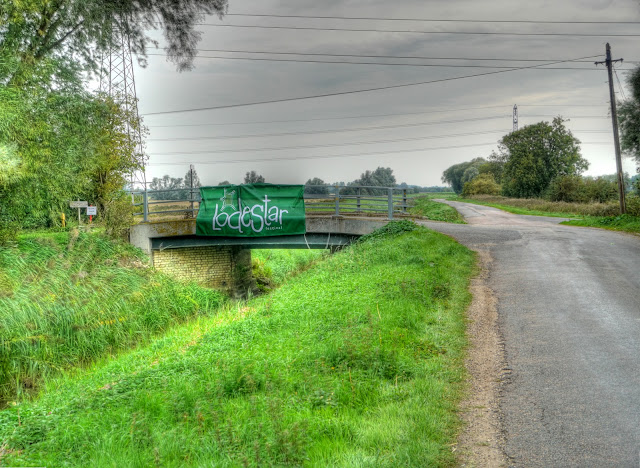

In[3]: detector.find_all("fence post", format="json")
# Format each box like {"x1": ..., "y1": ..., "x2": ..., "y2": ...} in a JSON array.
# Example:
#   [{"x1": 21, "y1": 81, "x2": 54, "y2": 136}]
[
  {"x1": 388, "y1": 188, "x2": 394, "y2": 220},
  {"x1": 357, "y1": 187, "x2": 361, "y2": 212},
  {"x1": 403, "y1": 189, "x2": 408, "y2": 213},
  {"x1": 189, "y1": 164, "x2": 195, "y2": 218},
  {"x1": 143, "y1": 190, "x2": 149, "y2": 222},
  {"x1": 334, "y1": 185, "x2": 340, "y2": 216}
]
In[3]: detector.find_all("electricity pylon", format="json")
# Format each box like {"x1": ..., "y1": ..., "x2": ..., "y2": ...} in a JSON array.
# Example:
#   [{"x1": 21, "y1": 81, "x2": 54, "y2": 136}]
[{"x1": 99, "y1": 26, "x2": 147, "y2": 190}]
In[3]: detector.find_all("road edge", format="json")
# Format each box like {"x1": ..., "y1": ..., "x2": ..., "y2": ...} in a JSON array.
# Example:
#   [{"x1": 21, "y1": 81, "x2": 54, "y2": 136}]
[{"x1": 456, "y1": 249, "x2": 508, "y2": 467}]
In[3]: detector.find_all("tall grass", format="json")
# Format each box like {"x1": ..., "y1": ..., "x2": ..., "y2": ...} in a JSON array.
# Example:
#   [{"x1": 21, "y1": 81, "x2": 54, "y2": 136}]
[
  {"x1": 0, "y1": 223, "x2": 474, "y2": 467},
  {"x1": 410, "y1": 196, "x2": 465, "y2": 223},
  {"x1": 252, "y1": 249, "x2": 326, "y2": 289},
  {"x1": 459, "y1": 194, "x2": 626, "y2": 217},
  {"x1": 0, "y1": 231, "x2": 226, "y2": 403}
]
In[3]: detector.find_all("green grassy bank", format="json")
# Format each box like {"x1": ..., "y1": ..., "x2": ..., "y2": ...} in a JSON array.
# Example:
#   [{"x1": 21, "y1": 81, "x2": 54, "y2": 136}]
[
  {"x1": 410, "y1": 196, "x2": 465, "y2": 224},
  {"x1": 0, "y1": 232, "x2": 322, "y2": 405},
  {"x1": 0, "y1": 222, "x2": 474, "y2": 467}
]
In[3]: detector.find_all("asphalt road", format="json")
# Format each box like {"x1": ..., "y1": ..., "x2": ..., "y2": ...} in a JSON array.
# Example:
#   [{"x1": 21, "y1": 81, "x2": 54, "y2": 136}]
[{"x1": 421, "y1": 201, "x2": 640, "y2": 468}]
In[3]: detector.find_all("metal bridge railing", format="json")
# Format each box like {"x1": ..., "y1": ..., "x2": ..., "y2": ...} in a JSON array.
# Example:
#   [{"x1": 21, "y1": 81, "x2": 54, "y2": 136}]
[{"x1": 130, "y1": 185, "x2": 411, "y2": 222}]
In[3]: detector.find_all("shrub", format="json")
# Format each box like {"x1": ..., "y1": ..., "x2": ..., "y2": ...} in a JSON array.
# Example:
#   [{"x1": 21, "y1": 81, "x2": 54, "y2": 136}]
[
  {"x1": 547, "y1": 175, "x2": 619, "y2": 203},
  {"x1": 461, "y1": 173, "x2": 501, "y2": 197}
]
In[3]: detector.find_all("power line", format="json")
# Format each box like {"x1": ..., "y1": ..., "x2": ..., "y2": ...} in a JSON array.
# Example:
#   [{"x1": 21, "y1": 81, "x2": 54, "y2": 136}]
[
  {"x1": 198, "y1": 23, "x2": 640, "y2": 37},
  {"x1": 224, "y1": 13, "x2": 640, "y2": 25},
  {"x1": 148, "y1": 129, "x2": 510, "y2": 154},
  {"x1": 142, "y1": 55, "x2": 600, "y2": 116},
  {"x1": 147, "y1": 118, "x2": 609, "y2": 143},
  {"x1": 148, "y1": 142, "x2": 501, "y2": 165},
  {"x1": 145, "y1": 52, "x2": 623, "y2": 70},
  {"x1": 147, "y1": 104, "x2": 606, "y2": 128},
  {"x1": 148, "y1": 116, "x2": 511, "y2": 141},
  {"x1": 146, "y1": 141, "x2": 614, "y2": 166},
  {"x1": 147, "y1": 129, "x2": 611, "y2": 155},
  {"x1": 154, "y1": 48, "x2": 632, "y2": 63}
]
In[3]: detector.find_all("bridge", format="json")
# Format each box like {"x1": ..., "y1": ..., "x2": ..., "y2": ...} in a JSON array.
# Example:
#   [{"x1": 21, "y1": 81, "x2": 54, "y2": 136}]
[{"x1": 129, "y1": 185, "x2": 412, "y2": 296}]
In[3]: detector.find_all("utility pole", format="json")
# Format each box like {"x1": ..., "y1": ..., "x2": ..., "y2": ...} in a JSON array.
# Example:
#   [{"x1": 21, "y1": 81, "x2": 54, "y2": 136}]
[
  {"x1": 595, "y1": 43, "x2": 626, "y2": 214},
  {"x1": 513, "y1": 104, "x2": 518, "y2": 132}
]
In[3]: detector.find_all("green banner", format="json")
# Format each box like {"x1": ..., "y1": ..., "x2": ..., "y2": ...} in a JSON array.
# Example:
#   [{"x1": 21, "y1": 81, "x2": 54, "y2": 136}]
[{"x1": 196, "y1": 184, "x2": 306, "y2": 237}]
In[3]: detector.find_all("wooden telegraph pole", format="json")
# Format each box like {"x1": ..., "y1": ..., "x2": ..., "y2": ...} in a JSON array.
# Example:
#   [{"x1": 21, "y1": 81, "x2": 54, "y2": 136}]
[{"x1": 596, "y1": 43, "x2": 626, "y2": 214}]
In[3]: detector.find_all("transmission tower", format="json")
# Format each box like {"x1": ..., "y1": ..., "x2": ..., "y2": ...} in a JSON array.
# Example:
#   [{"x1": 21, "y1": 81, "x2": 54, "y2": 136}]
[
  {"x1": 99, "y1": 26, "x2": 147, "y2": 190},
  {"x1": 513, "y1": 104, "x2": 518, "y2": 132}
]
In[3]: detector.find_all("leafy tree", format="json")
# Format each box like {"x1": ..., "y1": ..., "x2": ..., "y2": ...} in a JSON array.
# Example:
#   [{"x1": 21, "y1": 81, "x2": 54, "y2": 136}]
[
  {"x1": 244, "y1": 171, "x2": 265, "y2": 184},
  {"x1": 344, "y1": 167, "x2": 396, "y2": 195},
  {"x1": 304, "y1": 177, "x2": 329, "y2": 195},
  {"x1": 619, "y1": 65, "x2": 640, "y2": 172},
  {"x1": 149, "y1": 175, "x2": 185, "y2": 200},
  {"x1": 0, "y1": 85, "x2": 138, "y2": 230},
  {"x1": 1, "y1": 0, "x2": 228, "y2": 86},
  {"x1": 441, "y1": 158, "x2": 487, "y2": 194},
  {"x1": 218, "y1": 180, "x2": 231, "y2": 186},
  {"x1": 494, "y1": 118, "x2": 588, "y2": 198}
]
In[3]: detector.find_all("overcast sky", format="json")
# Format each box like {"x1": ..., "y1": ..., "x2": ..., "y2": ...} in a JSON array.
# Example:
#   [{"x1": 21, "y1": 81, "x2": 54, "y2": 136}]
[{"x1": 126, "y1": 0, "x2": 640, "y2": 187}]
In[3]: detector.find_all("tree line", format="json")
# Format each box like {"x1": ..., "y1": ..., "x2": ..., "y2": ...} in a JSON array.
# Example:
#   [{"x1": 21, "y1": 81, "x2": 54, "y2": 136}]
[
  {"x1": 0, "y1": 0, "x2": 228, "y2": 241},
  {"x1": 442, "y1": 115, "x2": 640, "y2": 205}
]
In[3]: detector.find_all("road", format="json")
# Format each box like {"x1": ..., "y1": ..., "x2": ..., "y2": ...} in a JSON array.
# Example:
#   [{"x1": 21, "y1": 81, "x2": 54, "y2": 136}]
[{"x1": 422, "y1": 201, "x2": 640, "y2": 467}]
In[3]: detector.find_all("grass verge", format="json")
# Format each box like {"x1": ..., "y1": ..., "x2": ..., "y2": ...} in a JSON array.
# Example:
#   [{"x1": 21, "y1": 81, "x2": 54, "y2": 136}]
[
  {"x1": 0, "y1": 222, "x2": 474, "y2": 467},
  {"x1": 410, "y1": 196, "x2": 465, "y2": 223},
  {"x1": 0, "y1": 230, "x2": 226, "y2": 404}
]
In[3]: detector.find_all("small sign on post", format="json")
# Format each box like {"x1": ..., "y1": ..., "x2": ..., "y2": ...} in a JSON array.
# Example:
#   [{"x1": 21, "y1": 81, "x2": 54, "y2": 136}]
[
  {"x1": 86, "y1": 206, "x2": 97, "y2": 224},
  {"x1": 69, "y1": 201, "x2": 88, "y2": 225}
]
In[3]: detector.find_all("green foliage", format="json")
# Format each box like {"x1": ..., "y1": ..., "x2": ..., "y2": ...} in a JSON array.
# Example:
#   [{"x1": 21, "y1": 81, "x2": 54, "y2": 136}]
[
  {"x1": 496, "y1": 117, "x2": 588, "y2": 198},
  {"x1": 252, "y1": 250, "x2": 325, "y2": 289},
  {"x1": 441, "y1": 157, "x2": 488, "y2": 194},
  {"x1": 547, "y1": 175, "x2": 618, "y2": 203},
  {"x1": 462, "y1": 173, "x2": 502, "y2": 197},
  {"x1": 0, "y1": 228, "x2": 474, "y2": 467},
  {"x1": 358, "y1": 220, "x2": 420, "y2": 243},
  {"x1": 305, "y1": 177, "x2": 329, "y2": 194},
  {"x1": 0, "y1": 86, "x2": 139, "y2": 232},
  {"x1": 410, "y1": 197, "x2": 465, "y2": 223},
  {"x1": 619, "y1": 65, "x2": 640, "y2": 171},
  {"x1": 244, "y1": 170, "x2": 266, "y2": 184},
  {"x1": 1, "y1": 0, "x2": 228, "y2": 87},
  {"x1": 148, "y1": 169, "x2": 202, "y2": 201},
  {"x1": 0, "y1": 231, "x2": 226, "y2": 403},
  {"x1": 343, "y1": 166, "x2": 397, "y2": 195}
]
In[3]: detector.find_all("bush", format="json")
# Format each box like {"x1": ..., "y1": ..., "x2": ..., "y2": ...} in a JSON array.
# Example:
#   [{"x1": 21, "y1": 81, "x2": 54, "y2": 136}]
[
  {"x1": 626, "y1": 195, "x2": 640, "y2": 216},
  {"x1": 547, "y1": 175, "x2": 619, "y2": 203},
  {"x1": 462, "y1": 173, "x2": 501, "y2": 197}
]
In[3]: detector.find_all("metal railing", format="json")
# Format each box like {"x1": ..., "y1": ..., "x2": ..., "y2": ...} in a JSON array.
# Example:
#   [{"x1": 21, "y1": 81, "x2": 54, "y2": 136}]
[{"x1": 130, "y1": 185, "x2": 411, "y2": 222}]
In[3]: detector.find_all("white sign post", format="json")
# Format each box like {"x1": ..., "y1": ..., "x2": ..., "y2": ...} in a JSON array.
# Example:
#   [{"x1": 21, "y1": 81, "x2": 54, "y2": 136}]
[
  {"x1": 86, "y1": 206, "x2": 97, "y2": 216},
  {"x1": 69, "y1": 201, "x2": 88, "y2": 225}
]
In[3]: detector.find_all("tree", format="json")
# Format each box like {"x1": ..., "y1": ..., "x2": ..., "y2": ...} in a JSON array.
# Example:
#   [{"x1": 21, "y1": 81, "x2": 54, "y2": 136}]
[
  {"x1": 441, "y1": 158, "x2": 487, "y2": 194},
  {"x1": 494, "y1": 118, "x2": 588, "y2": 198},
  {"x1": 619, "y1": 65, "x2": 640, "y2": 172},
  {"x1": 184, "y1": 167, "x2": 201, "y2": 190},
  {"x1": 345, "y1": 167, "x2": 396, "y2": 195},
  {"x1": 0, "y1": 85, "x2": 139, "y2": 230},
  {"x1": 304, "y1": 177, "x2": 329, "y2": 195},
  {"x1": 244, "y1": 171, "x2": 265, "y2": 184},
  {"x1": 1, "y1": 0, "x2": 228, "y2": 86},
  {"x1": 149, "y1": 175, "x2": 184, "y2": 200},
  {"x1": 218, "y1": 180, "x2": 231, "y2": 186}
]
